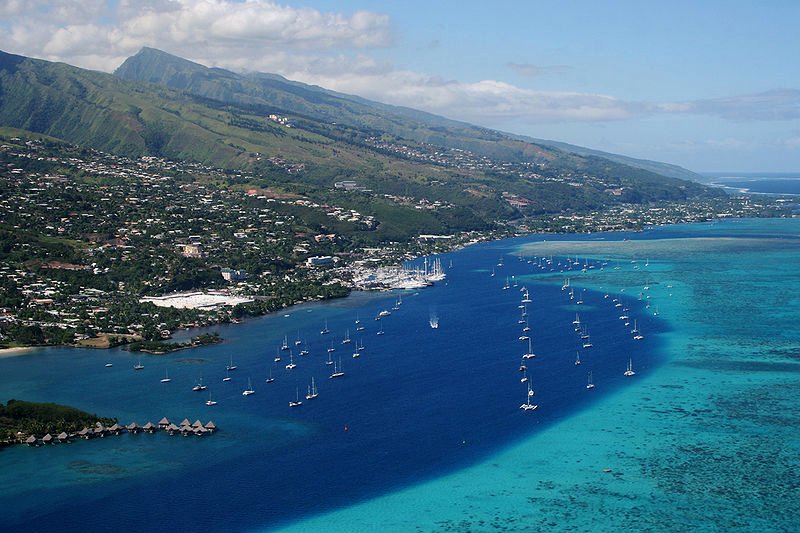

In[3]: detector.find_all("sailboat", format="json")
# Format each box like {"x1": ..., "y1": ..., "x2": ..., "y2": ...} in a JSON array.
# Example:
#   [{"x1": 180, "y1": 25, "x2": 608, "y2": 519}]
[
  {"x1": 522, "y1": 338, "x2": 535, "y2": 359},
  {"x1": 376, "y1": 323, "x2": 385, "y2": 336},
  {"x1": 320, "y1": 319, "x2": 330, "y2": 335},
  {"x1": 274, "y1": 347, "x2": 282, "y2": 362},
  {"x1": 582, "y1": 332, "x2": 593, "y2": 348},
  {"x1": 133, "y1": 357, "x2": 144, "y2": 370},
  {"x1": 329, "y1": 358, "x2": 345, "y2": 379},
  {"x1": 305, "y1": 377, "x2": 319, "y2": 400},
  {"x1": 632, "y1": 320, "x2": 644, "y2": 340},
  {"x1": 105, "y1": 362, "x2": 113, "y2": 367},
  {"x1": 242, "y1": 378, "x2": 255, "y2": 395},
  {"x1": 521, "y1": 289, "x2": 532, "y2": 303},
  {"x1": 192, "y1": 378, "x2": 207, "y2": 392},
  {"x1": 281, "y1": 335, "x2": 289, "y2": 351},
  {"x1": 285, "y1": 351, "x2": 297, "y2": 370},
  {"x1": 226, "y1": 357, "x2": 237, "y2": 371},
  {"x1": 160, "y1": 369, "x2": 171, "y2": 383},
  {"x1": 586, "y1": 371, "x2": 595, "y2": 389},
  {"x1": 520, "y1": 383, "x2": 538, "y2": 411},
  {"x1": 342, "y1": 329, "x2": 351, "y2": 344},
  {"x1": 624, "y1": 358, "x2": 636, "y2": 377},
  {"x1": 295, "y1": 330, "x2": 302, "y2": 346},
  {"x1": 574, "y1": 351, "x2": 581, "y2": 366},
  {"x1": 289, "y1": 388, "x2": 303, "y2": 407},
  {"x1": 205, "y1": 393, "x2": 217, "y2": 406},
  {"x1": 265, "y1": 368, "x2": 274, "y2": 383}
]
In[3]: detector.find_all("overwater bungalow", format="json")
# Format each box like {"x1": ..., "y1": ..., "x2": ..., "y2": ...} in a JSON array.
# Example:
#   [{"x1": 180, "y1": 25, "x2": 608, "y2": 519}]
[
  {"x1": 166, "y1": 423, "x2": 180, "y2": 435},
  {"x1": 93, "y1": 426, "x2": 106, "y2": 438},
  {"x1": 142, "y1": 422, "x2": 156, "y2": 433},
  {"x1": 203, "y1": 421, "x2": 216, "y2": 433},
  {"x1": 25, "y1": 435, "x2": 37, "y2": 446},
  {"x1": 126, "y1": 422, "x2": 141, "y2": 434},
  {"x1": 191, "y1": 420, "x2": 203, "y2": 429},
  {"x1": 41, "y1": 433, "x2": 53, "y2": 445},
  {"x1": 180, "y1": 418, "x2": 191, "y2": 427},
  {"x1": 108, "y1": 423, "x2": 124, "y2": 435},
  {"x1": 192, "y1": 426, "x2": 208, "y2": 436},
  {"x1": 78, "y1": 428, "x2": 91, "y2": 439},
  {"x1": 158, "y1": 417, "x2": 171, "y2": 429},
  {"x1": 57, "y1": 432, "x2": 69, "y2": 443}
]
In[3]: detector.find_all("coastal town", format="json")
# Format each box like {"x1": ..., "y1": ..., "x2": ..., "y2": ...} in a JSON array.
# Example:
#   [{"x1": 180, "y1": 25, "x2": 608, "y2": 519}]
[{"x1": 0, "y1": 135, "x2": 792, "y2": 351}]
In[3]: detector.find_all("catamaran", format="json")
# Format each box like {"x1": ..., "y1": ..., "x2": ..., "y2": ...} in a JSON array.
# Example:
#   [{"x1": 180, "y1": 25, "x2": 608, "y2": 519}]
[
  {"x1": 586, "y1": 371, "x2": 595, "y2": 389},
  {"x1": 242, "y1": 378, "x2": 255, "y2": 395},
  {"x1": 285, "y1": 351, "x2": 297, "y2": 370},
  {"x1": 624, "y1": 358, "x2": 636, "y2": 377},
  {"x1": 226, "y1": 357, "x2": 237, "y2": 371},
  {"x1": 574, "y1": 351, "x2": 581, "y2": 365},
  {"x1": 192, "y1": 378, "x2": 206, "y2": 392},
  {"x1": 320, "y1": 320, "x2": 330, "y2": 335}
]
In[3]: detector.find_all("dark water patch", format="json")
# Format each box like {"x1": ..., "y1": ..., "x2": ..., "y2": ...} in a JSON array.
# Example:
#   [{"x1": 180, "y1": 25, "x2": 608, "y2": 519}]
[{"x1": 68, "y1": 460, "x2": 126, "y2": 477}]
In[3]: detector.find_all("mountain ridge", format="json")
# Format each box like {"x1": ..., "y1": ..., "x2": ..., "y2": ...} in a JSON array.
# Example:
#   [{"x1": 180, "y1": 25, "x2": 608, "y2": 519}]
[{"x1": 1, "y1": 47, "x2": 722, "y2": 238}]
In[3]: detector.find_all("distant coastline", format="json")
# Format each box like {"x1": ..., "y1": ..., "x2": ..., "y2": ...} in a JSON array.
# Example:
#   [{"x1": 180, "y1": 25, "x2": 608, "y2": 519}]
[{"x1": 703, "y1": 172, "x2": 800, "y2": 195}]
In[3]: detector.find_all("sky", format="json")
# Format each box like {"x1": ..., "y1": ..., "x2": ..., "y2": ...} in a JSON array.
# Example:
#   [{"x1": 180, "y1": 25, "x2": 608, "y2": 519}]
[{"x1": 2, "y1": 0, "x2": 799, "y2": 173}]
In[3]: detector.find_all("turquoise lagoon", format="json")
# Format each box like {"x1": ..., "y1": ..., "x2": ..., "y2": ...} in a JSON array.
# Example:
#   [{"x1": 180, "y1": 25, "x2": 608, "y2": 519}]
[{"x1": 1, "y1": 218, "x2": 798, "y2": 531}]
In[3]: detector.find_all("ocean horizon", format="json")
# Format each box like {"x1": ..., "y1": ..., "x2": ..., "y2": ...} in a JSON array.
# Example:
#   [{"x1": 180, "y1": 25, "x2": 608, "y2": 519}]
[{"x1": 1, "y1": 218, "x2": 798, "y2": 531}]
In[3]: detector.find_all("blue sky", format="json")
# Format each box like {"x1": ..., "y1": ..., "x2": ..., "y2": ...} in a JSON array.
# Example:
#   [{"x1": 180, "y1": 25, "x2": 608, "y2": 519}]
[{"x1": 2, "y1": 0, "x2": 799, "y2": 172}]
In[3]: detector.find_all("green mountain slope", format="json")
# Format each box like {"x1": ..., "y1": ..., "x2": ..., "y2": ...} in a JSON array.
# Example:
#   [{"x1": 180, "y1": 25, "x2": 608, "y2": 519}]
[{"x1": 1, "y1": 48, "x2": 723, "y2": 240}]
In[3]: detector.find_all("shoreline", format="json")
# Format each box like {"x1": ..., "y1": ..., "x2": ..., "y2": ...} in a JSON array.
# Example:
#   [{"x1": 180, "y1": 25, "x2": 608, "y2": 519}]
[{"x1": 0, "y1": 347, "x2": 36, "y2": 358}]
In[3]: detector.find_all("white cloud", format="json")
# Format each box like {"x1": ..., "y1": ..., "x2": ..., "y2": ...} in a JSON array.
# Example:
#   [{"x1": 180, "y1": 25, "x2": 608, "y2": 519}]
[{"x1": 1, "y1": 1, "x2": 798, "y2": 129}]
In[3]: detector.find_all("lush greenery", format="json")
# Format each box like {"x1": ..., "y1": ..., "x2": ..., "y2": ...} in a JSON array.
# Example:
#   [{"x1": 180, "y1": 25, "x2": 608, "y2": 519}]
[
  {"x1": 1, "y1": 47, "x2": 725, "y2": 232},
  {"x1": 128, "y1": 332, "x2": 221, "y2": 354},
  {"x1": 0, "y1": 399, "x2": 115, "y2": 443}
]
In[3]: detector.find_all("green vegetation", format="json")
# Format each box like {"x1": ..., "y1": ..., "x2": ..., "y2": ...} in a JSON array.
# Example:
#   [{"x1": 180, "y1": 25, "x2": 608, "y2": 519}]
[
  {"x1": 0, "y1": 399, "x2": 115, "y2": 443},
  {"x1": 128, "y1": 332, "x2": 221, "y2": 354}
]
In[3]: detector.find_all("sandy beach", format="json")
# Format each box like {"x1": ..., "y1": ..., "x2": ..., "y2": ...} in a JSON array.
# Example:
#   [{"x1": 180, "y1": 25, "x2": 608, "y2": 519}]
[{"x1": 0, "y1": 347, "x2": 36, "y2": 358}]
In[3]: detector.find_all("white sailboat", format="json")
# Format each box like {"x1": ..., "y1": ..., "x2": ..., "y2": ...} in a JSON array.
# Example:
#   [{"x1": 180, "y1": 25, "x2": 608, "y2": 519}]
[
  {"x1": 522, "y1": 338, "x2": 535, "y2": 359},
  {"x1": 342, "y1": 329, "x2": 351, "y2": 344},
  {"x1": 281, "y1": 335, "x2": 289, "y2": 351},
  {"x1": 266, "y1": 368, "x2": 274, "y2": 383},
  {"x1": 624, "y1": 358, "x2": 636, "y2": 377},
  {"x1": 205, "y1": 393, "x2": 217, "y2": 406},
  {"x1": 192, "y1": 378, "x2": 207, "y2": 392},
  {"x1": 285, "y1": 351, "x2": 297, "y2": 370},
  {"x1": 586, "y1": 371, "x2": 595, "y2": 389},
  {"x1": 160, "y1": 369, "x2": 171, "y2": 383},
  {"x1": 242, "y1": 377, "x2": 255, "y2": 395},
  {"x1": 520, "y1": 383, "x2": 538, "y2": 411},
  {"x1": 305, "y1": 377, "x2": 319, "y2": 400},
  {"x1": 289, "y1": 388, "x2": 303, "y2": 407},
  {"x1": 329, "y1": 358, "x2": 345, "y2": 379},
  {"x1": 133, "y1": 357, "x2": 144, "y2": 370},
  {"x1": 226, "y1": 357, "x2": 237, "y2": 371},
  {"x1": 574, "y1": 351, "x2": 581, "y2": 366},
  {"x1": 320, "y1": 319, "x2": 330, "y2": 335}
]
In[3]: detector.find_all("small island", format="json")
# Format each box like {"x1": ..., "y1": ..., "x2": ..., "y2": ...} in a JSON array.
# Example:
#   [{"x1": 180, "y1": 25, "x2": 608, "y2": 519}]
[{"x1": 127, "y1": 332, "x2": 222, "y2": 354}]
